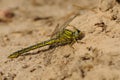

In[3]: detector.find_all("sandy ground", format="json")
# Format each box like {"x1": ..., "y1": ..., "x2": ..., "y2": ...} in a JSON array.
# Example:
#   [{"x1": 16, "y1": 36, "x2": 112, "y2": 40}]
[{"x1": 0, "y1": 0, "x2": 120, "y2": 80}]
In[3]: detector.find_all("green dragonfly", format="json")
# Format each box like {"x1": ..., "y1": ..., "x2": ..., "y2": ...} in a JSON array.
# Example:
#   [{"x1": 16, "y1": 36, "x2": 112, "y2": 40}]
[{"x1": 8, "y1": 14, "x2": 85, "y2": 58}]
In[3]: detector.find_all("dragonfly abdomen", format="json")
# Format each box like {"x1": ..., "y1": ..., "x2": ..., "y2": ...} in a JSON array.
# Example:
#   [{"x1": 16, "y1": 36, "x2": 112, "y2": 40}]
[{"x1": 8, "y1": 38, "x2": 57, "y2": 58}]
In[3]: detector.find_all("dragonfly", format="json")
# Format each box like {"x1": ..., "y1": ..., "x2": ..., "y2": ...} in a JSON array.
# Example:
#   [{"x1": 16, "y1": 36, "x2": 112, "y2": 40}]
[{"x1": 8, "y1": 13, "x2": 85, "y2": 58}]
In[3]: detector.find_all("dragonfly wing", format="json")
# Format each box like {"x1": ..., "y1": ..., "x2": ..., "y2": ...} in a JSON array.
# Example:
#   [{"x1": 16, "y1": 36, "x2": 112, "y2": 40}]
[
  {"x1": 52, "y1": 13, "x2": 80, "y2": 38},
  {"x1": 59, "y1": 13, "x2": 80, "y2": 30},
  {"x1": 50, "y1": 24, "x2": 60, "y2": 38}
]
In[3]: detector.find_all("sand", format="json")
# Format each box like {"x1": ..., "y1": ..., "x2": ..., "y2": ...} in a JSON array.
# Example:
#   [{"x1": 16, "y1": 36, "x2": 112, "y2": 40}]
[{"x1": 0, "y1": 0, "x2": 120, "y2": 80}]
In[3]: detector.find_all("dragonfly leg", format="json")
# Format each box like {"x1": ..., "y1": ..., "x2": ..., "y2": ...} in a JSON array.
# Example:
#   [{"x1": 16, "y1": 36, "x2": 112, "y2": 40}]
[{"x1": 69, "y1": 41, "x2": 75, "y2": 49}]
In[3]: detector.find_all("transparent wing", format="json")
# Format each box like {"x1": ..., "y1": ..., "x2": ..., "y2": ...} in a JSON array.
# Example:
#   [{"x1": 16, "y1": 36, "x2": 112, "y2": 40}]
[
  {"x1": 59, "y1": 13, "x2": 79, "y2": 30},
  {"x1": 51, "y1": 13, "x2": 80, "y2": 38}
]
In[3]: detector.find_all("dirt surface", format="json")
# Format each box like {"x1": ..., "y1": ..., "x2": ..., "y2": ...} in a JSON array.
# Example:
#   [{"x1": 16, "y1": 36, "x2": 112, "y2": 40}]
[{"x1": 0, "y1": 0, "x2": 120, "y2": 80}]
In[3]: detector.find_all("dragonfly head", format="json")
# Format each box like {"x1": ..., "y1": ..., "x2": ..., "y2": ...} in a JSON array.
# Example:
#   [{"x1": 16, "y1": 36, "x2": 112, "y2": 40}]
[
  {"x1": 66, "y1": 25, "x2": 85, "y2": 40},
  {"x1": 74, "y1": 29, "x2": 85, "y2": 40}
]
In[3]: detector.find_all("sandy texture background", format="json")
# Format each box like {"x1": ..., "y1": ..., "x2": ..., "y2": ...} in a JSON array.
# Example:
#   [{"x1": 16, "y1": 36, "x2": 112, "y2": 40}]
[{"x1": 0, "y1": 0, "x2": 120, "y2": 80}]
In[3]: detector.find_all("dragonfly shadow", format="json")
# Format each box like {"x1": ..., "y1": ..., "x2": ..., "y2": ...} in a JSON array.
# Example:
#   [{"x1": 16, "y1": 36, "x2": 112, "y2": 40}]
[{"x1": 22, "y1": 45, "x2": 57, "y2": 56}]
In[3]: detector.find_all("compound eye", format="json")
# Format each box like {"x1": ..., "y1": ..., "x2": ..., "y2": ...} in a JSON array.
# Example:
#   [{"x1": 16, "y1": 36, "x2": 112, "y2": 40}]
[{"x1": 77, "y1": 30, "x2": 80, "y2": 33}]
